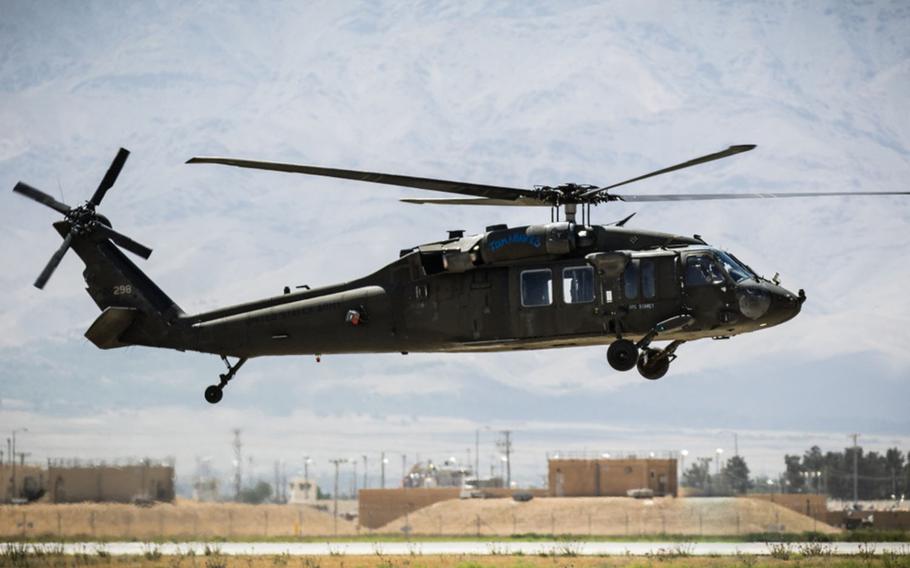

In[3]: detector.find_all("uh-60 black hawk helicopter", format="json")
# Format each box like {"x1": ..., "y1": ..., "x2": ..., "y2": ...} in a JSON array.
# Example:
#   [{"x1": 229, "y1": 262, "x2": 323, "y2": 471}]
[{"x1": 14, "y1": 145, "x2": 909, "y2": 403}]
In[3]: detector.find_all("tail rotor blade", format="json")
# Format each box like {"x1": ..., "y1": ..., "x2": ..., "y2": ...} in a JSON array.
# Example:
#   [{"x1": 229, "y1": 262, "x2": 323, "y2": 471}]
[
  {"x1": 13, "y1": 182, "x2": 72, "y2": 214},
  {"x1": 34, "y1": 232, "x2": 74, "y2": 289},
  {"x1": 90, "y1": 148, "x2": 130, "y2": 206},
  {"x1": 95, "y1": 224, "x2": 153, "y2": 259}
]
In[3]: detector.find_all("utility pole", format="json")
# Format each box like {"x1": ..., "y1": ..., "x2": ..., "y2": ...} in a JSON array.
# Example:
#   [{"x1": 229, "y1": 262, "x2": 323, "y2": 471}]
[
  {"x1": 850, "y1": 433, "x2": 860, "y2": 506},
  {"x1": 273, "y1": 461, "x2": 281, "y2": 503},
  {"x1": 401, "y1": 454, "x2": 407, "y2": 486},
  {"x1": 11, "y1": 429, "x2": 27, "y2": 501},
  {"x1": 497, "y1": 431, "x2": 512, "y2": 488},
  {"x1": 362, "y1": 455, "x2": 368, "y2": 490},
  {"x1": 475, "y1": 429, "x2": 480, "y2": 480},
  {"x1": 352, "y1": 460, "x2": 358, "y2": 497},
  {"x1": 733, "y1": 433, "x2": 739, "y2": 457},
  {"x1": 232, "y1": 429, "x2": 242, "y2": 501},
  {"x1": 329, "y1": 458, "x2": 347, "y2": 536}
]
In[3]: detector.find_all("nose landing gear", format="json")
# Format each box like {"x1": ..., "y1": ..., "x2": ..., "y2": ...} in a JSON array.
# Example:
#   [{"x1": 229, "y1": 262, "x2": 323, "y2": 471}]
[
  {"x1": 607, "y1": 339, "x2": 639, "y2": 371},
  {"x1": 607, "y1": 314, "x2": 693, "y2": 380},
  {"x1": 204, "y1": 356, "x2": 248, "y2": 404}
]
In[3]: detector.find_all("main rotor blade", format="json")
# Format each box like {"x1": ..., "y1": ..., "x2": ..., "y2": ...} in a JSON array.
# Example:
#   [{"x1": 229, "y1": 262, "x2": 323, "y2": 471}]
[
  {"x1": 90, "y1": 147, "x2": 130, "y2": 206},
  {"x1": 400, "y1": 197, "x2": 550, "y2": 206},
  {"x1": 583, "y1": 145, "x2": 756, "y2": 198},
  {"x1": 34, "y1": 231, "x2": 74, "y2": 289},
  {"x1": 13, "y1": 182, "x2": 72, "y2": 214},
  {"x1": 616, "y1": 190, "x2": 910, "y2": 202},
  {"x1": 187, "y1": 156, "x2": 539, "y2": 202},
  {"x1": 95, "y1": 224, "x2": 153, "y2": 259}
]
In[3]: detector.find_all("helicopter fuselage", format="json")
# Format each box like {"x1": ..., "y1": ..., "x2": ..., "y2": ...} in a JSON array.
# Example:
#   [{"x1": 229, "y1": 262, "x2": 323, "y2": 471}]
[{"x1": 156, "y1": 222, "x2": 803, "y2": 359}]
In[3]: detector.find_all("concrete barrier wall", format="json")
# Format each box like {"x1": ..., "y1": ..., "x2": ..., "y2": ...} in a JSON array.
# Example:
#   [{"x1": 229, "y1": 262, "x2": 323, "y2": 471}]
[
  {"x1": 747, "y1": 494, "x2": 828, "y2": 522},
  {"x1": 358, "y1": 487, "x2": 549, "y2": 529},
  {"x1": 359, "y1": 488, "x2": 460, "y2": 529}
]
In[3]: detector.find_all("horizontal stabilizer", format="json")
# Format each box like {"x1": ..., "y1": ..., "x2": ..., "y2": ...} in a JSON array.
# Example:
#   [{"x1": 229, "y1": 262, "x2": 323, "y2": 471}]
[{"x1": 85, "y1": 306, "x2": 138, "y2": 349}]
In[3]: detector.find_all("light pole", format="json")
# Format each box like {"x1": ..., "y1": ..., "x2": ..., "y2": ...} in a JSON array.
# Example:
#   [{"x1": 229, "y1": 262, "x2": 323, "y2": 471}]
[
  {"x1": 11, "y1": 428, "x2": 27, "y2": 501},
  {"x1": 329, "y1": 459, "x2": 347, "y2": 536},
  {"x1": 850, "y1": 433, "x2": 860, "y2": 506},
  {"x1": 303, "y1": 456, "x2": 312, "y2": 482},
  {"x1": 381, "y1": 453, "x2": 388, "y2": 489},
  {"x1": 352, "y1": 460, "x2": 358, "y2": 497},
  {"x1": 475, "y1": 429, "x2": 480, "y2": 482}
]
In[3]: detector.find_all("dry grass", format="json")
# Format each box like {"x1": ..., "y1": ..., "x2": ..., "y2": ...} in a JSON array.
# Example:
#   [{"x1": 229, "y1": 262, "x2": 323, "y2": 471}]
[
  {"x1": 0, "y1": 502, "x2": 358, "y2": 539},
  {"x1": 0, "y1": 497, "x2": 838, "y2": 540},
  {"x1": 0, "y1": 549, "x2": 906, "y2": 568},
  {"x1": 371, "y1": 497, "x2": 839, "y2": 537}
]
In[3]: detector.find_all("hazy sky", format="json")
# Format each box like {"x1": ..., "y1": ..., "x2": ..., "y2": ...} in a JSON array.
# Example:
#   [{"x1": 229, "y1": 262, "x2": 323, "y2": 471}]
[{"x1": 1, "y1": 1, "x2": 909, "y2": 492}]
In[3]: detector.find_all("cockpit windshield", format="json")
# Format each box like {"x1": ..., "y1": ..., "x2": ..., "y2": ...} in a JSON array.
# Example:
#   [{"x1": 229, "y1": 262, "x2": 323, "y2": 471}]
[{"x1": 714, "y1": 250, "x2": 756, "y2": 283}]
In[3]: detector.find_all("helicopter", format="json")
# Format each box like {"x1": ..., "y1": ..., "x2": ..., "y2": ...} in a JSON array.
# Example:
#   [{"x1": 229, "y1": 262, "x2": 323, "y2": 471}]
[{"x1": 13, "y1": 145, "x2": 909, "y2": 403}]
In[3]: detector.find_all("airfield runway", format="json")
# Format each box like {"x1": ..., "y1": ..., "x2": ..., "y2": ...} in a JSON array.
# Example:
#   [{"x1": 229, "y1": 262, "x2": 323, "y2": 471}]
[{"x1": 15, "y1": 541, "x2": 910, "y2": 556}]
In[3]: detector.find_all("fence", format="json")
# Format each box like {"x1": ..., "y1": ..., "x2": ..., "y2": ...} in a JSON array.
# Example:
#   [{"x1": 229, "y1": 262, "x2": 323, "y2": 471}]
[{"x1": 0, "y1": 497, "x2": 846, "y2": 539}]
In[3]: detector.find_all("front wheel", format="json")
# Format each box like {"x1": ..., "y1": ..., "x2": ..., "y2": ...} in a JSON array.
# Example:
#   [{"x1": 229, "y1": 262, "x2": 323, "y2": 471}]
[
  {"x1": 637, "y1": 351, "x2": 670, "y2": 380},
  {"x1": 607, "y1": 339, "x2": 639, "y2": 372}
]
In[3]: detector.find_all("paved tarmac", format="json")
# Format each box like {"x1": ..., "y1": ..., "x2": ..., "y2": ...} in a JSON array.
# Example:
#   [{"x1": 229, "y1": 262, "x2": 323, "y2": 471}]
[{"x1": 11, "y1": 541, "x2": 909, "y2": 556}]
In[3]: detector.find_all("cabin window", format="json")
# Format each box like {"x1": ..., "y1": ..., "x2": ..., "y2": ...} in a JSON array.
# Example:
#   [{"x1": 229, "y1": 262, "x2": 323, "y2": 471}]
[
  {"x1": 641, "y1": 260, "x2": 656, "y2": 299},
  {"x1": 562, "y1": 266, "x2": 595, "y2": 304},
  {"x1": 521, "y1": 269, "x2": 553, "y2": 307},
  {"x1": 623, "y1": 260, "x2": 640, "y2": 299},
  {"x1": 685, "y1": 254, "x2": 724, "y2": 286}
]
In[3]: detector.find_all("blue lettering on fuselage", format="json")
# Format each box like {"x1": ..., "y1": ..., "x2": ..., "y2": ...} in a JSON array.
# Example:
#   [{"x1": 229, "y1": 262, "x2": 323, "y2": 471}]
[{"x1": 488, "y1": 232, "x2": 542, "y2": 252}]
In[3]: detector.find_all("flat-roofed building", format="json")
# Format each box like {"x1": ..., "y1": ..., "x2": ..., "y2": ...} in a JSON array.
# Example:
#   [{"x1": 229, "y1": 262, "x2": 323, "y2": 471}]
[
  {"x1": 47, "y1": 459, "x2": 175, "y2": 503},
  {"x1": 548, "y1": 457, "x2": 677, "y2": 497}
]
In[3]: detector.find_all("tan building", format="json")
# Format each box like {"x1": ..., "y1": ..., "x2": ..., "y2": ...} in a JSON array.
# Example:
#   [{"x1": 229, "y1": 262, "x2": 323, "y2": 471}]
[
  {"x1": 548, "y1": 457, "x2": 677, "y2": 497},
  {"x1": 47, "y1": 460, "x2": 175, "y2": 503},
  {"x1": 288, "y1": 476, "x2": 318, "y2": 504}
]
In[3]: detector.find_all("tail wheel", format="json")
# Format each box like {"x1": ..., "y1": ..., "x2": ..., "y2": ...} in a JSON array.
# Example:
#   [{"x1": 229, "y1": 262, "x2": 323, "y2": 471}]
[
  {"x1": 204, "y1": 385, "x2": 223, "y2": 404},
  {"x1": 637, "y1": 350, "x2": 670, "y2": 380},
  {"x1": 607, "y1": 339, "x2": 639, "y2": 371}
]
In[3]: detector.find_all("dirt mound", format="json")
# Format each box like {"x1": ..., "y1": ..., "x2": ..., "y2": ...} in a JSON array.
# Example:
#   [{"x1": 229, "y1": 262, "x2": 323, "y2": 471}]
[
  {"x1": 375, "y1": 497, "x2": 838, "y2": 536},
  {"x1": 0, "y1": 501, "x2": 358, "y2": 538}
]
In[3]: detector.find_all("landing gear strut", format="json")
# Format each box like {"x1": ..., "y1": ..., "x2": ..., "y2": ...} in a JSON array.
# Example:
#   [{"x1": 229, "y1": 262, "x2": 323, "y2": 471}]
[
  {"x1": 607, "y1": 314, "x2": 693, "y2": 379},
  {"x1": 636, "y1": 340, "x2": 683, "y2": 380},
  {"x1": 204, "y1": 356, "x2": 248, "y2": 404}
]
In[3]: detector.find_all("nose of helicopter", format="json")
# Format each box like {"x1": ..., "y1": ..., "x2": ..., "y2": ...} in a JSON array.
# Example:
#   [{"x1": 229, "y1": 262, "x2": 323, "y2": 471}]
[
  {"x1": 768, "y1": 285, "x2": 805, "y2": 325},
  {"x1": 736, "y1": 282, "x2": 805, "y2": 327}
]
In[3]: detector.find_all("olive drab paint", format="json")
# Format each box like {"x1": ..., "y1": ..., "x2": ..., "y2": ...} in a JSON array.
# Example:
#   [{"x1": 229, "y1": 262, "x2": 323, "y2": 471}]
[{"x1": 16, "y1": 144, "x2": 906, "y2": 403}]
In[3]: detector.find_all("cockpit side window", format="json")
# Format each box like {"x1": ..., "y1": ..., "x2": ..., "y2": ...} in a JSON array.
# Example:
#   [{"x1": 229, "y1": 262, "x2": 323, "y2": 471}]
[
  {"x1": 641, "y1": 260, "x2": 656, "y2": 299},
  {"x1": 685, "y1": 254, "x2": 725, "y2": 286},
  {"x1": 623, "y1": 259, "x2": 640, "y2": 299},
  {"x1": 521, "y1": 269, "x2": 553, "y2": 307}
]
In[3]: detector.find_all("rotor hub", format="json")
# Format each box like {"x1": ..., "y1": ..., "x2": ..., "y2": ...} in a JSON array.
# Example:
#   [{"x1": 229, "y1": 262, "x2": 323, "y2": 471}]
[
  {"x1": 64, "y1": 203, "x2": 101, "y2": 235},
  {"x1": 533, "y1": 183, "x2": 608, "y2": 205}
]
